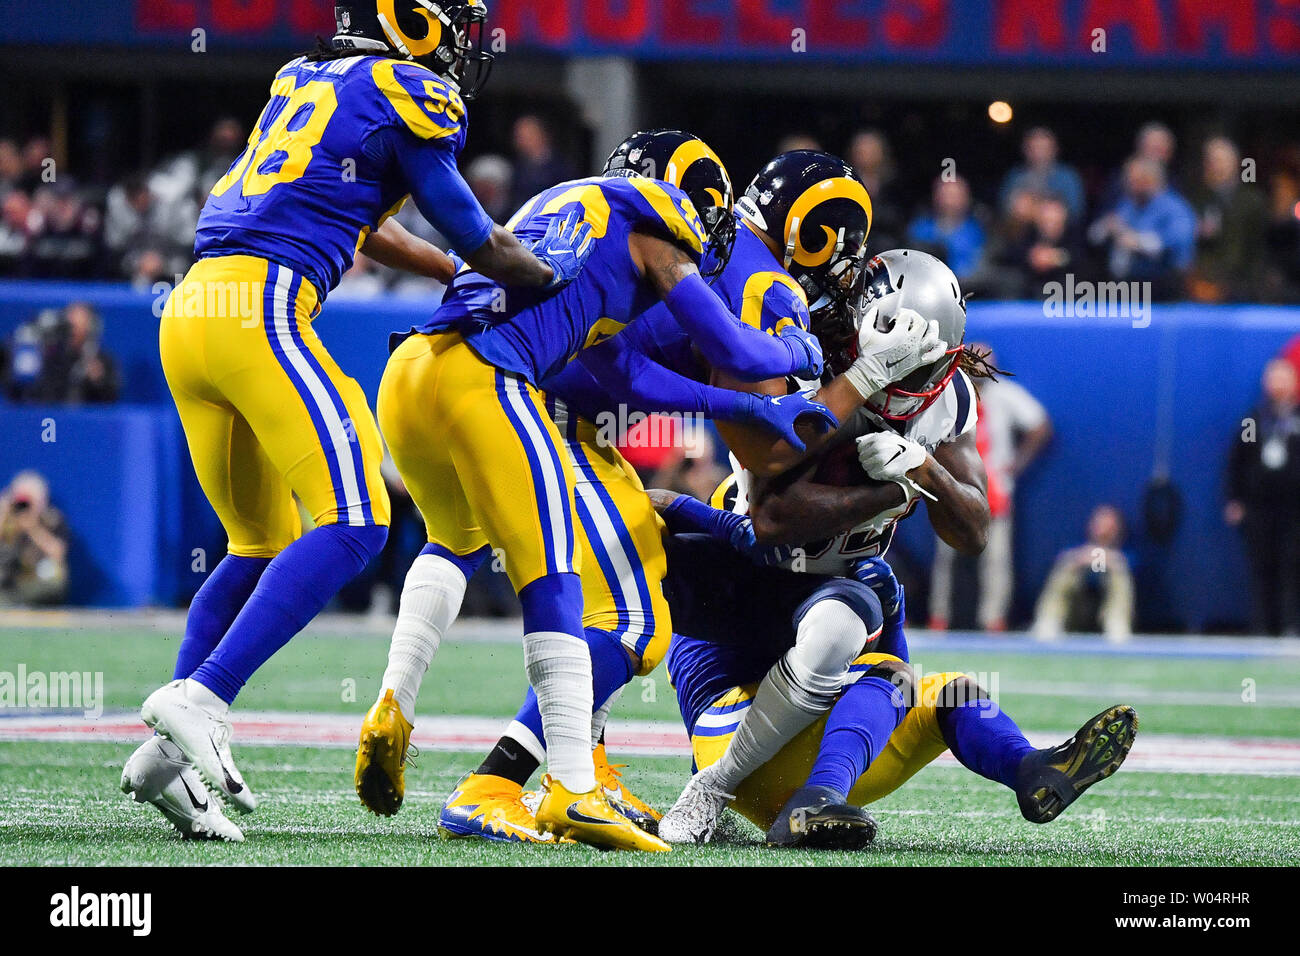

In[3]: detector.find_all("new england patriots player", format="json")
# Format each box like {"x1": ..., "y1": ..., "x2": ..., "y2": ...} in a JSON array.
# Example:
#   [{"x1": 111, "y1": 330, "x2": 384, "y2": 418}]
[
  {"x1": 121, "y1": 0, "x2": 598, "y2": 842},
  {"x1": 655, "y1": 251, "x2": 1137, "y2": 846},
  {"x1": 362, "y1": 132, "x2": 833, "y2": 851}
]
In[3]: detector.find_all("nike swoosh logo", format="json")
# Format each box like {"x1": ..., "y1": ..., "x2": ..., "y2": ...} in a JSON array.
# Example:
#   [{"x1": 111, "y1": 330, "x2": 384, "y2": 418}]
[
  {"x1": 180, "y1": 775, "x2": 208, "y2": 811},
  {"x1": 212, "y1": 741, "x2": 243, "y2": 794},
  {"x1": 566, "y1": 806, "x2": 616, "y2": 827},
  {"x1": 885, "y1": 447, "x2": 905, "y2": 465},
  {"x1": 885, "y1": 356, "x2": 907, "y2": 369}
]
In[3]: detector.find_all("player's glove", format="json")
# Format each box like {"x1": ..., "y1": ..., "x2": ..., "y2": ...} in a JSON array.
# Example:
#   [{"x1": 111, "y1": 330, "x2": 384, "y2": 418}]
[
  {"x1": 851, "y1": 556, "x2": 903, "y2": 622},
  {"x1": 777, "y1": 326, "x2": 825, "y2": 380},
  {"x1": 736, "y1": 390, "x2": 838, "y2": 452},
  {"x1": 531, "y1": 207, "x2": 596, "y2": 289},
  {"x1": 842, "y1": 305, "x2": 947, "y2": 400},
  {"x1": 856, "y1": 431, "x2": 935, "y2": 504},
  {"x1": 727, "y1": 517, "x2": 795, "y2": 567}
]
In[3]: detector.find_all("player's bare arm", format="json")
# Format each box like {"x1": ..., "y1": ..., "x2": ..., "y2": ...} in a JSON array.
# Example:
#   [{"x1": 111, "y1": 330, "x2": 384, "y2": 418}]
[
  {"x1": 912, "y1": 429, "x2": 990, "y2": 554},
  {"x1": 745, "y1": 458, "x2": 905, "y2": 546},
  {"x1": 361, "y1": 218, "x2": 458, "y2": 283},
  {"x1": 464, "y1": 222, "x2": 559, "y2": 287}
]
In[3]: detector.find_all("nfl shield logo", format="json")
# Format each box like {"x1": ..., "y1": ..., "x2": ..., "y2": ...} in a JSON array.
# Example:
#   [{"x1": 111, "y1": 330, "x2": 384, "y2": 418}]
[{"x1": 341, "y1": 10, "x2": 352, "y2": 28}]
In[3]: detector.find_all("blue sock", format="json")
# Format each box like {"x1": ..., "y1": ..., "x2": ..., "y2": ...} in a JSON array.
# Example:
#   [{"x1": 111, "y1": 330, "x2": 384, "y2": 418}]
[
  {"x1": 876, "y1": 585, "x2": 909, "y2": 662},
  {"x1": 173, "y1": 555, "x2": 270, "y2": 680},
  {"x1": 936, "y1": 692, "x2": 1036, "y2": 790},
  {"x1": 805, "y1": 676, "x2": 908, "y2": 797},
  {"x1": 191, "y1": 524, "x2": 387, "y2": 703},
  {"x1": 511, "y1": 626, "x2": 633, "y2": 750}
]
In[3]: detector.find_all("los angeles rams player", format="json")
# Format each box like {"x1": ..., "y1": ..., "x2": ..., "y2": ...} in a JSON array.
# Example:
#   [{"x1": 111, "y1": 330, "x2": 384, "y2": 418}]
[
  {"x1": 363, "y1": 132, "x2": 832, "y2": 851},
  {"x1": 655, "y1": 251, "x2": 1136, "y2": 845},
  {"x1": 121, "y1": 1, "x2": 597, "y2": 840}
]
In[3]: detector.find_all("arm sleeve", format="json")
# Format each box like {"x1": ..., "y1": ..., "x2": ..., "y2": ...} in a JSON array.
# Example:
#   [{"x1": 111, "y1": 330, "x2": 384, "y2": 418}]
[
  {"x1": 389, "y1": 134, "x2": 495, "y2": 256},
  {"x1": 560, "y1": 334, "x2": 758, "y2": 421},
  {"x1": 661, "y1": 493, "x2": 755, "y2": 544},
  {"x1": 662, "y1": 272, "x2": 804, "y2": 381}
]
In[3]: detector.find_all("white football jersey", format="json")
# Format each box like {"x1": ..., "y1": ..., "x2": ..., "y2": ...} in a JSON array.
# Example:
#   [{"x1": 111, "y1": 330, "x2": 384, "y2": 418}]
[{"x1": 725, "y1": 369, "x2": 978, "y2": 576}]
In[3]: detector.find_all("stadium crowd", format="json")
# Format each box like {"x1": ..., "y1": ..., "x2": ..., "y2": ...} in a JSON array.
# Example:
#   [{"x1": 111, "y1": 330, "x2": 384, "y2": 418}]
[{"x1": 3, "y1": 115, "x2": 1300, "y2": 304}]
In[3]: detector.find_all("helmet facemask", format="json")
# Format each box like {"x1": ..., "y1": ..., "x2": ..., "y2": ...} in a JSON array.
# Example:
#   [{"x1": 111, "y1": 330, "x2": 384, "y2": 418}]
[{"x1": 443, "y1": 6, "x2": 493, "y2": 100}]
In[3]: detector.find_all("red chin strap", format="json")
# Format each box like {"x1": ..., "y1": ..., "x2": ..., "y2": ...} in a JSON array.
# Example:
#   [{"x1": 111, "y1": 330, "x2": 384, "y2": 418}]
[{"x1": 865, "y1": 345, "x2": 964, "y2": 421}]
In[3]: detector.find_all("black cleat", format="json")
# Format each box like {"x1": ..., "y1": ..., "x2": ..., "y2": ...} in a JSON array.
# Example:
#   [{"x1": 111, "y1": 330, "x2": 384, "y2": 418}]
[
  {"x1": 1015, "y1": 704, "x2": 1138, "y2": 824},
  {"x1": 765, "y1": 785, "x2": 878, "y2": 850}
]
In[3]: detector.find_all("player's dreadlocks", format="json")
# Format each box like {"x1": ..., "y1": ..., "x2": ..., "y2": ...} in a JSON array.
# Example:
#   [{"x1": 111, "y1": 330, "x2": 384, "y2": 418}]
[
  {"x1": 304, "y1": 36, "x2": 377, "y2": 62},
  {"x1": 957, "y1": 343, "x2": 1011, "y2": 382}
]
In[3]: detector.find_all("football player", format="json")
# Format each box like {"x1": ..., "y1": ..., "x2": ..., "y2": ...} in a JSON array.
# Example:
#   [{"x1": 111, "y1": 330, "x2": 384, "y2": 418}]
[
  {"x1": 121, "y1": 1, "x2": 598, "y2": 841},
  {"x1": 420, "y1": 139, "x2": 874, "y2": 843},
  {"x1": 663, "y1": 552, "x2": 1137, "y2": 848},
  {"x1": 654, "y1": 250, "x2": 1136, "y2": 846},
  {"x1": 363, "y1": 134, "x2": 833, "y2": 851}
]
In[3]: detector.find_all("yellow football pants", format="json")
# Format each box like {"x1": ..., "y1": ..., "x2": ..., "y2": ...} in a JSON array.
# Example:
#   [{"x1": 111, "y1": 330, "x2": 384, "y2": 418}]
[
  {"x1": 159, "y1": 255, "x2": 389, "y2": 558},
  {"x1": 378, "y1": 331, "x2": 579, "y2": 592},
  {"x1": 691, "y1": 653, "x2": 966, "y2": 832},
  {"x1": 550, "y1": 401, "x2": 672, "y2": 676}
]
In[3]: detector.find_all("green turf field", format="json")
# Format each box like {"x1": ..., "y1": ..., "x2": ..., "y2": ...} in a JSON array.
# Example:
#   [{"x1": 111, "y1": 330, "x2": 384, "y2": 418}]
[{"x1": 2, "y1": 622, "x2": 1299, "y2": 866}]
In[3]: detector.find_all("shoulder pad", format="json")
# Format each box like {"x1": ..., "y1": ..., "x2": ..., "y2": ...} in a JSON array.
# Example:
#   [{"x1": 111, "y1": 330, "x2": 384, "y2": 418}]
[
  {"x1": 371, "y1": 59, "x2": 466, "y2": 142},
  {"x1": 616, "y1": 176, "x2": 709, "y2": 259},
  {"x1": 739, "y1": 271, "x2": 810, "y2": 334}
]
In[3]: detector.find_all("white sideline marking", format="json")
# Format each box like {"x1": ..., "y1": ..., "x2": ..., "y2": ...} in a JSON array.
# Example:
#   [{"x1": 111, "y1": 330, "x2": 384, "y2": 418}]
[{"x1": 2, "y1": 710, "x2": 1299, "y2": 776}]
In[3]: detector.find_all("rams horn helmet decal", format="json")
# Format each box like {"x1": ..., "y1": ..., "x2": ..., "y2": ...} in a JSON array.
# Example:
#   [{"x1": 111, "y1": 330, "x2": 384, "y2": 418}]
[
  {"x1": 332, "y1": 1, "x2": 494, "y2": 99},
  {"x1": 737, "y1": 150, "x2": 872, "y2": 315},
  {"x1": 604, "y1": 129, "x2": 736, "y2": 277}
]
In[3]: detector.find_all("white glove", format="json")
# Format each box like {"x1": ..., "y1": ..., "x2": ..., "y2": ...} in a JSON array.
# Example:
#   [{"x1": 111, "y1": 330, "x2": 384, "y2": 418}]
[
  {"x1": 856, "y1": 431, "x2": 936, "y2": 504},
  {"x1": 842, "y1": 305, "x2": 947, "y2": 400}
]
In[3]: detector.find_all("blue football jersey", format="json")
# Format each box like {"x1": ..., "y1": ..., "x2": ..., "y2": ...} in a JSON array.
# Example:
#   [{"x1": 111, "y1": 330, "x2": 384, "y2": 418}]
[
  {"x1": 541, "y1": 212, "x2": 812, "y2": 419},
  {"x1": 196, "y1": 54, "x2": 493, "y2": 300},
  {"x1": 419, "y1": 174, "x2": 710, "y2": 384}
]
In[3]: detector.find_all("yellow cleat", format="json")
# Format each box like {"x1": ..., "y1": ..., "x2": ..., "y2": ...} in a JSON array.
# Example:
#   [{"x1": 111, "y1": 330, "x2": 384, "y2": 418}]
[
  {"x1": 534, "y1": 774, "x2": 671, "y2": 852},
  {"x1": 438, "y1": 773, "x2": 556, "y2": 844},
  {"x1": 355, "y1": 689, "x2": 414, "y2": 816},
  {"x1": 593, "y1": 742, "x2": 662, "y2": 831}
]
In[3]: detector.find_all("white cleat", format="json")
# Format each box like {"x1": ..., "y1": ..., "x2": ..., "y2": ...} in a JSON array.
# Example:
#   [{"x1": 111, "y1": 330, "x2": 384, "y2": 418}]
[
  {"x1": 141, "y1": 679, "x2": 256, "y2": 814},
  {"x1": 657, "y1": 769, "x2": 734, "y2": 844},
  {"x1": 121, "y1": 736, "x2": 245, "y2": 842}
]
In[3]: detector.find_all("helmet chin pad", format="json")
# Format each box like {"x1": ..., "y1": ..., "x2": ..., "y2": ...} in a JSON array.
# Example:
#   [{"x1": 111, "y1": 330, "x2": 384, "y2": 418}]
[{"x1": 865, "y1": 345, "x2": 963, "y2": 421}]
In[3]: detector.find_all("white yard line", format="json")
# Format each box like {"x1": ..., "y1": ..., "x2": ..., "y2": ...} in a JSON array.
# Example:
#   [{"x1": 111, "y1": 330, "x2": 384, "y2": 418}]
[{"x1": 2, "y1": 710, "x2": 1299, "y2": 776}]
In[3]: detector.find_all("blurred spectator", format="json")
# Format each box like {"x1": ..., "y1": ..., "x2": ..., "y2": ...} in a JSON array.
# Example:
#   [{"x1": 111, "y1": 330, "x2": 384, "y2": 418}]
[
  {"x1": 0, "y1": 188, "x2": 34, "y2": 275},
  {"x1": 1088, "y1": 157, "x2": 1196, "y2": 299},
  {"x1": 907, "y1": 175, "x2": 987, "y2": 282},
  {"x1": 999, "y1": 126, "x2": 1085, "y2": 222},
  {"x1": 1032, "y1": 504, "x2": 1134, "y2": 643},
  {"x1": 6, "y1": 302, "x2": 120, "y2": 404},
  {"x1": 1136, "y1": 121, "x2": 1177, "y2": 169},
  {"x1": 776, "y1": 132, "x2": 823, "y2": 154},
  {"x1": 0, "y1": 470, "x2": 69, "y2": 608},
  {"x1": 1224, "y1": 359, "x2": 1300, "y2": 636},
  {"x1": 930, "y1": 346, "x2": 1052, "y2": 631},
  {"x1": 28, "y1": 182, "x2": 101, "y2": 278},
  {"x1": 994, "y1": 193, "x2": 1085, "y2": 297},
  {"x1": 104, "y1": 173, "x2": 191, "y2": 280},
  {"x1": 18, "y1": 136, "x2": 53, "y2": 193},
  {"x1": 466, "y1": 154, "x2": 515, "y2": 223},
  {"x1": 1263, "y1": 165, "x2": 1300, "y2": 302},
  {"x1": 1102, "y1": 121, "x2": 1179, "y2": 209},
  {"x1": 1188, "y1": 136, "x2": 1266, "y2": 302},
  {"x1": 848, "y1": 129, "x2": 904, "y2": 252},
  {"x1": 0, "y1": 138, "x2": 23, "y2": 196},
  {"x1": 127, "y1": 247, "x2": 172, "y2": 292},
  {"x1": 510, "y1": 115, "x2": 574, "y2": 210}
]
